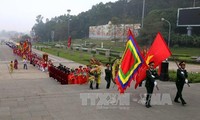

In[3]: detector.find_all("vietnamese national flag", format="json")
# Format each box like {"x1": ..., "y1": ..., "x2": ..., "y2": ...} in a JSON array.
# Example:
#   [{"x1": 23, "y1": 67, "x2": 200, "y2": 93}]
[
  {"x1": 68, "y1": 36, "x2": 71, "y2": 48},
  {"x1": 134, "y1": 62, "x2": 148, "y2": 89},
  {"x1": 134, "y1": 32, "x2": 172, "y2": 89},
  {"x1": 145, "y1": 32, "x2": 172, "y2": 67}
]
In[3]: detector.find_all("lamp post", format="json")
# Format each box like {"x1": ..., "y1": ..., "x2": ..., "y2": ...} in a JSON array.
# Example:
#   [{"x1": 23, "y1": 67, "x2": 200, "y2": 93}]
[
  {"x1": 141, "y1": 0, "x2": 145, "y2": 28},
  {"x1": 160, "y1": 18, "x2": 171, "y2": 81},
  {"x1": 161, "y1": 18, "x2": 171, "y2": 48},
  {"x1": 193, "y1": 0, "x2": 196, "y2": 7},
  {"x1": 51, "y1": 30, "x2": 54, "y2": 43},
  {"x1": 67, "y1": 9, "x2": 71, "y2": 39}
]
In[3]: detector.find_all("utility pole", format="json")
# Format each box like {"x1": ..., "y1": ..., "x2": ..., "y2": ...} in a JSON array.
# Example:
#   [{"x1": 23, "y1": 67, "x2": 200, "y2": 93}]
[
  {"x1": 141, "y1": 0, "x2": 145, "y2": 28},
  {"x1": 67, "y1": 9, "x2": 71, "y2": 39}
]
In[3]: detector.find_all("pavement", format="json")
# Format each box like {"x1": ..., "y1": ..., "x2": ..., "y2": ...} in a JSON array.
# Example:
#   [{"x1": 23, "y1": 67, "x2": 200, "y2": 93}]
[{"x1": 0, "y1": 44, "x2": 200, "y2": 120}]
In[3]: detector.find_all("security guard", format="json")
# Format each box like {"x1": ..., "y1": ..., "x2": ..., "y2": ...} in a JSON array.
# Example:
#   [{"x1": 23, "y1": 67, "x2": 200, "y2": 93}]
[
  {"x1": 145, "y1": 61, "x2": 159, "y2": 108},
  {"x1": 174, "y1": 61, "x2": 188, "y2": 105},
  {"x1": 105, "y1": 63, "x2": 112, "y2": 89}
]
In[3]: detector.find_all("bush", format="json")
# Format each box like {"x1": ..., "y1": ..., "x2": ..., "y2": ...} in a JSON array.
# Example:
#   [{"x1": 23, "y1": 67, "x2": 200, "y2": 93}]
[
  {"x1": 169, "y1": 70, "x2": 176, "y2": 82},
  {"x1": 173, "y1": 44, "x2": 179, "y2": 48},
  {"x1": 169, "y1": 70, "x2": 200, "y2": 83},
  {"x1": 188, "y1": 72, "x2": 200, "y2": 83},
  {"x1": 171, "y1": 34, "x2": 200, "y2": 48}
]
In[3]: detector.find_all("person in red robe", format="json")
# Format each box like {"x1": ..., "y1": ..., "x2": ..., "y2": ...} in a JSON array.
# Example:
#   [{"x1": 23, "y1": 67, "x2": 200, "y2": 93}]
[{"x1": 14, "y1": 59, "x2": 18, "y2": 69}]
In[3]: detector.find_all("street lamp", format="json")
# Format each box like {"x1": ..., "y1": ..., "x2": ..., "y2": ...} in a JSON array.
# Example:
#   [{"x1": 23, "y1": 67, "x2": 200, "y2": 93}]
[
  {"x1": 67, "y1": 9, "x2": 71, "y2": 39},
  {"x1": 51, "y1": 30, "x2": 54, "y2": 43},
  {"x1": 141, "y1": 0, "x2": 145, "y2": 28},
  {"x1": 161, "y1": 18, "x2": 171, "y2": 81},
  {"x1": 193, "y1": 0, "x2": 196, "y2": 7},
  {"x1": 161, "y1": 18, "x2": 171, "y2": 48}
]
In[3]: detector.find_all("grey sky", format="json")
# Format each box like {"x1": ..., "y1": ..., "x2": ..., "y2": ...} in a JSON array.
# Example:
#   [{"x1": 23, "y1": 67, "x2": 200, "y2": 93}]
[{"x1": 0, "y1": 0, "x2": 118, "y2": 32}]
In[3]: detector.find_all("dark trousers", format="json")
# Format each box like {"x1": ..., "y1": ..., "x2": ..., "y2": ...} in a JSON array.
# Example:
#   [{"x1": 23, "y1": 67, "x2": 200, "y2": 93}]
[
  {"x1": 146, "y1": 86, "x2": 154, "y2": 106},
  {"x1": 24, "y1": 64, "x2": 28, "y2": 69},
  {"x1": 174, "y1": 83, "x2": 185, "y2": 103},
  {"x1": 90, "y1": 81, "x2": 99, "y2": 89},
  {"x1": 105, "y1": 79, "x2": 111, "y2": 89}
]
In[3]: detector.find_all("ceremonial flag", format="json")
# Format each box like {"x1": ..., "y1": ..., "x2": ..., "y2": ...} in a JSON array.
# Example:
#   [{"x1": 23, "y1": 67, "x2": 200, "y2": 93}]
[
  {"x1": 68, "y1": 36, "x2": 71, "y2": 48},
  {"x1": 23, "y1": 40, "x2": 28, "y2": 50},
  {"x1": 145, "y1": 32, "x2": 172, "y2": 67},
  {"x1": 134, "y1": 32, "x2": 172, "y2": 89},
  {"x1": 115, "y1": 29, "x2": 144, "y2": 93},
  {"x1": 134, "y1": 63, "x2": 148, "y2": 89}
]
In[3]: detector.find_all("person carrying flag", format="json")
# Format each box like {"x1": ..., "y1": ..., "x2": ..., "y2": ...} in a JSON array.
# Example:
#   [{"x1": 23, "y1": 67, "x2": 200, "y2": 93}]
[
  {"x1": 145, "y1": 61, "x2": 159, "y2": 108},
  {"x1": 174, "y1": 61, "x2": 188, "y2": 105}
]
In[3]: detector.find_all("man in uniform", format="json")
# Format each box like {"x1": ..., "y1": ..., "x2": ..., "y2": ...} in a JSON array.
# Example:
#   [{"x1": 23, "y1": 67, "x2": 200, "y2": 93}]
[
  {"x1": 105, "y1": 63, "x2": 112, "y2": 89},
  {"x1": 174, "y1": 61, "x2": 188, "y2": 105},
  {"x1": 145, "y1": 61, "x2": 159, "y2": 108}
]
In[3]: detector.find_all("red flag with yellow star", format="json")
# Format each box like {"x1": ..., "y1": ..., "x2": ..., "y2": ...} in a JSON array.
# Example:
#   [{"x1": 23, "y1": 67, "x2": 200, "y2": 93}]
[{"x1": 134, "y1": 32, "x2": 172, "y2": 89}]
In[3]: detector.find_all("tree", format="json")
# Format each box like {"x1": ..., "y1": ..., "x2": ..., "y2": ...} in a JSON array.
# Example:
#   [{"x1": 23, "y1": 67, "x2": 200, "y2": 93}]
[
  {"x1": 36, "y1": 15, "x2": 43, "y2": 23},
  {"x1": 31, "y1": 0, "x2": 200, "y2": 42}
]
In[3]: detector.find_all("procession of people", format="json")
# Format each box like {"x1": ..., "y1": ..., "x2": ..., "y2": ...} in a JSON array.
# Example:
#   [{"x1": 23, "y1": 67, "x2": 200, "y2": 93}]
[{"x1": 8, "y1": 40, "x2": 190, "y2": 109}]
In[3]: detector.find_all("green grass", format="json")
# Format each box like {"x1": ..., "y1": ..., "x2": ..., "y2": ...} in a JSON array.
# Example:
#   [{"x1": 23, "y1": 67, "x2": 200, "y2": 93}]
[
  {"x1": 171, "y1": 47, "x2": 200, "y2": 56},
  {"x1": 40, "y1": 47, "x2": 115, "y2": 65},
  {"x1": 168, "y1": 47, "x2": 200, "y2": 64},
  {"x1": 52, "y1": 39, "x2": 126, "y2": 52},
  {"x1": 33, "y1": 40, "x2": 200, "y2": 65},
  {"x1": 35, "y1": 40, "x2": 200, "y2": 56}
]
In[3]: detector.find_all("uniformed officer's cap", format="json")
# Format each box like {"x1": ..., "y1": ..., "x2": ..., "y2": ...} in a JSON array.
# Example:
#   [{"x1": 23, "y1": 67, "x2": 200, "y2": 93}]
[
  {"x1": 148, "y1": 61, "x2": 154, "y2": 65},
  {"x1": 179, "y1": 61, "x2": 185, "y2": 66}
]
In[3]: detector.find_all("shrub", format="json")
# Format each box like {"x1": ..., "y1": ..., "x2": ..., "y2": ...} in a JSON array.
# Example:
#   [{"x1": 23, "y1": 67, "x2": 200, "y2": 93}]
[
  {"x1": 173, "y1": 44, "x2": 179, "y2": 48},
  {"x1": 169, "y1": 70, "x2": 200, "y2": 83},
  {"x1": 188, "y1": 72, "x2": 200, "y2": 83},
  {"x1": 169, "y1": 70, "x2": 176, "y2": 82}
]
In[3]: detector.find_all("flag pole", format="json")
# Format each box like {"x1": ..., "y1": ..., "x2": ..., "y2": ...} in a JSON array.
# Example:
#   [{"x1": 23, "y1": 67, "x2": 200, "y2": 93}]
[{"x1": 171, "y1": 56, "x2": 190, "y2": 87}]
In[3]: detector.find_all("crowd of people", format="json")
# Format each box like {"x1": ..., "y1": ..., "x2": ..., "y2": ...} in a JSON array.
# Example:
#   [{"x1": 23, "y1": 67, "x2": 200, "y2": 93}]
[
  {"x1": 30, "y1": 56, "x2": 48, "y2": 72},
  {"x1": 10, "y1": 43, "x2": 190, "y2": 108},
  {"x1": 48, "y1": 63, "x2": 89, "y2": 85},
  {"x1": 48, "y1": 57, "x2": 113, "y2": 89},
  {"x1": 9, "y1": 58, "x2": 28, "y2": 73}
]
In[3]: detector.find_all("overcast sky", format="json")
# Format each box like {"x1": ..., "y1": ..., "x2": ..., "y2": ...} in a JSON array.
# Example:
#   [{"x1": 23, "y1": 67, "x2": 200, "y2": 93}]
[{"x1": 0, "y1": 0, "x2": 118, "y2": 33}]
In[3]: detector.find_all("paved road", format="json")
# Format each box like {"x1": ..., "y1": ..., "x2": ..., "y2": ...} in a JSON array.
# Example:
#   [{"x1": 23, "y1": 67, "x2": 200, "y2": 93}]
[
  {"x1": 169, "y1": 61, "x2": 200, "y2": 73},
  {"x1": 0, "y1": 44, "x2": 200, "y2": 120}
]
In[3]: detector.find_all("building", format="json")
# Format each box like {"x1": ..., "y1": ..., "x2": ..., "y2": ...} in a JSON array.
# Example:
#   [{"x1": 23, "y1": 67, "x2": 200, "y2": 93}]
[{"x1": 89, "y1": 21, "x2": 140, "y2": 40}]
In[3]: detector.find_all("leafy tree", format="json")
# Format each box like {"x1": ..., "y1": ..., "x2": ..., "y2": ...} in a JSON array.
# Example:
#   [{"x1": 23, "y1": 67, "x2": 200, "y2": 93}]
[
  {"x1": 31, "y1": 0, "x2": 200, "y2": 46},
  {"x1": 20, "y1": 35, "x2": 31, "y2": 41}
]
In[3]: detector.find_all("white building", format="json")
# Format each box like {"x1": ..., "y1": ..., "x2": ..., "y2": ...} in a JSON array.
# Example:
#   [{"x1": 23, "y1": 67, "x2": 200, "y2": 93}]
[{"x1": 89, "y1": 21, "x2": 140, "y2": 40}]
